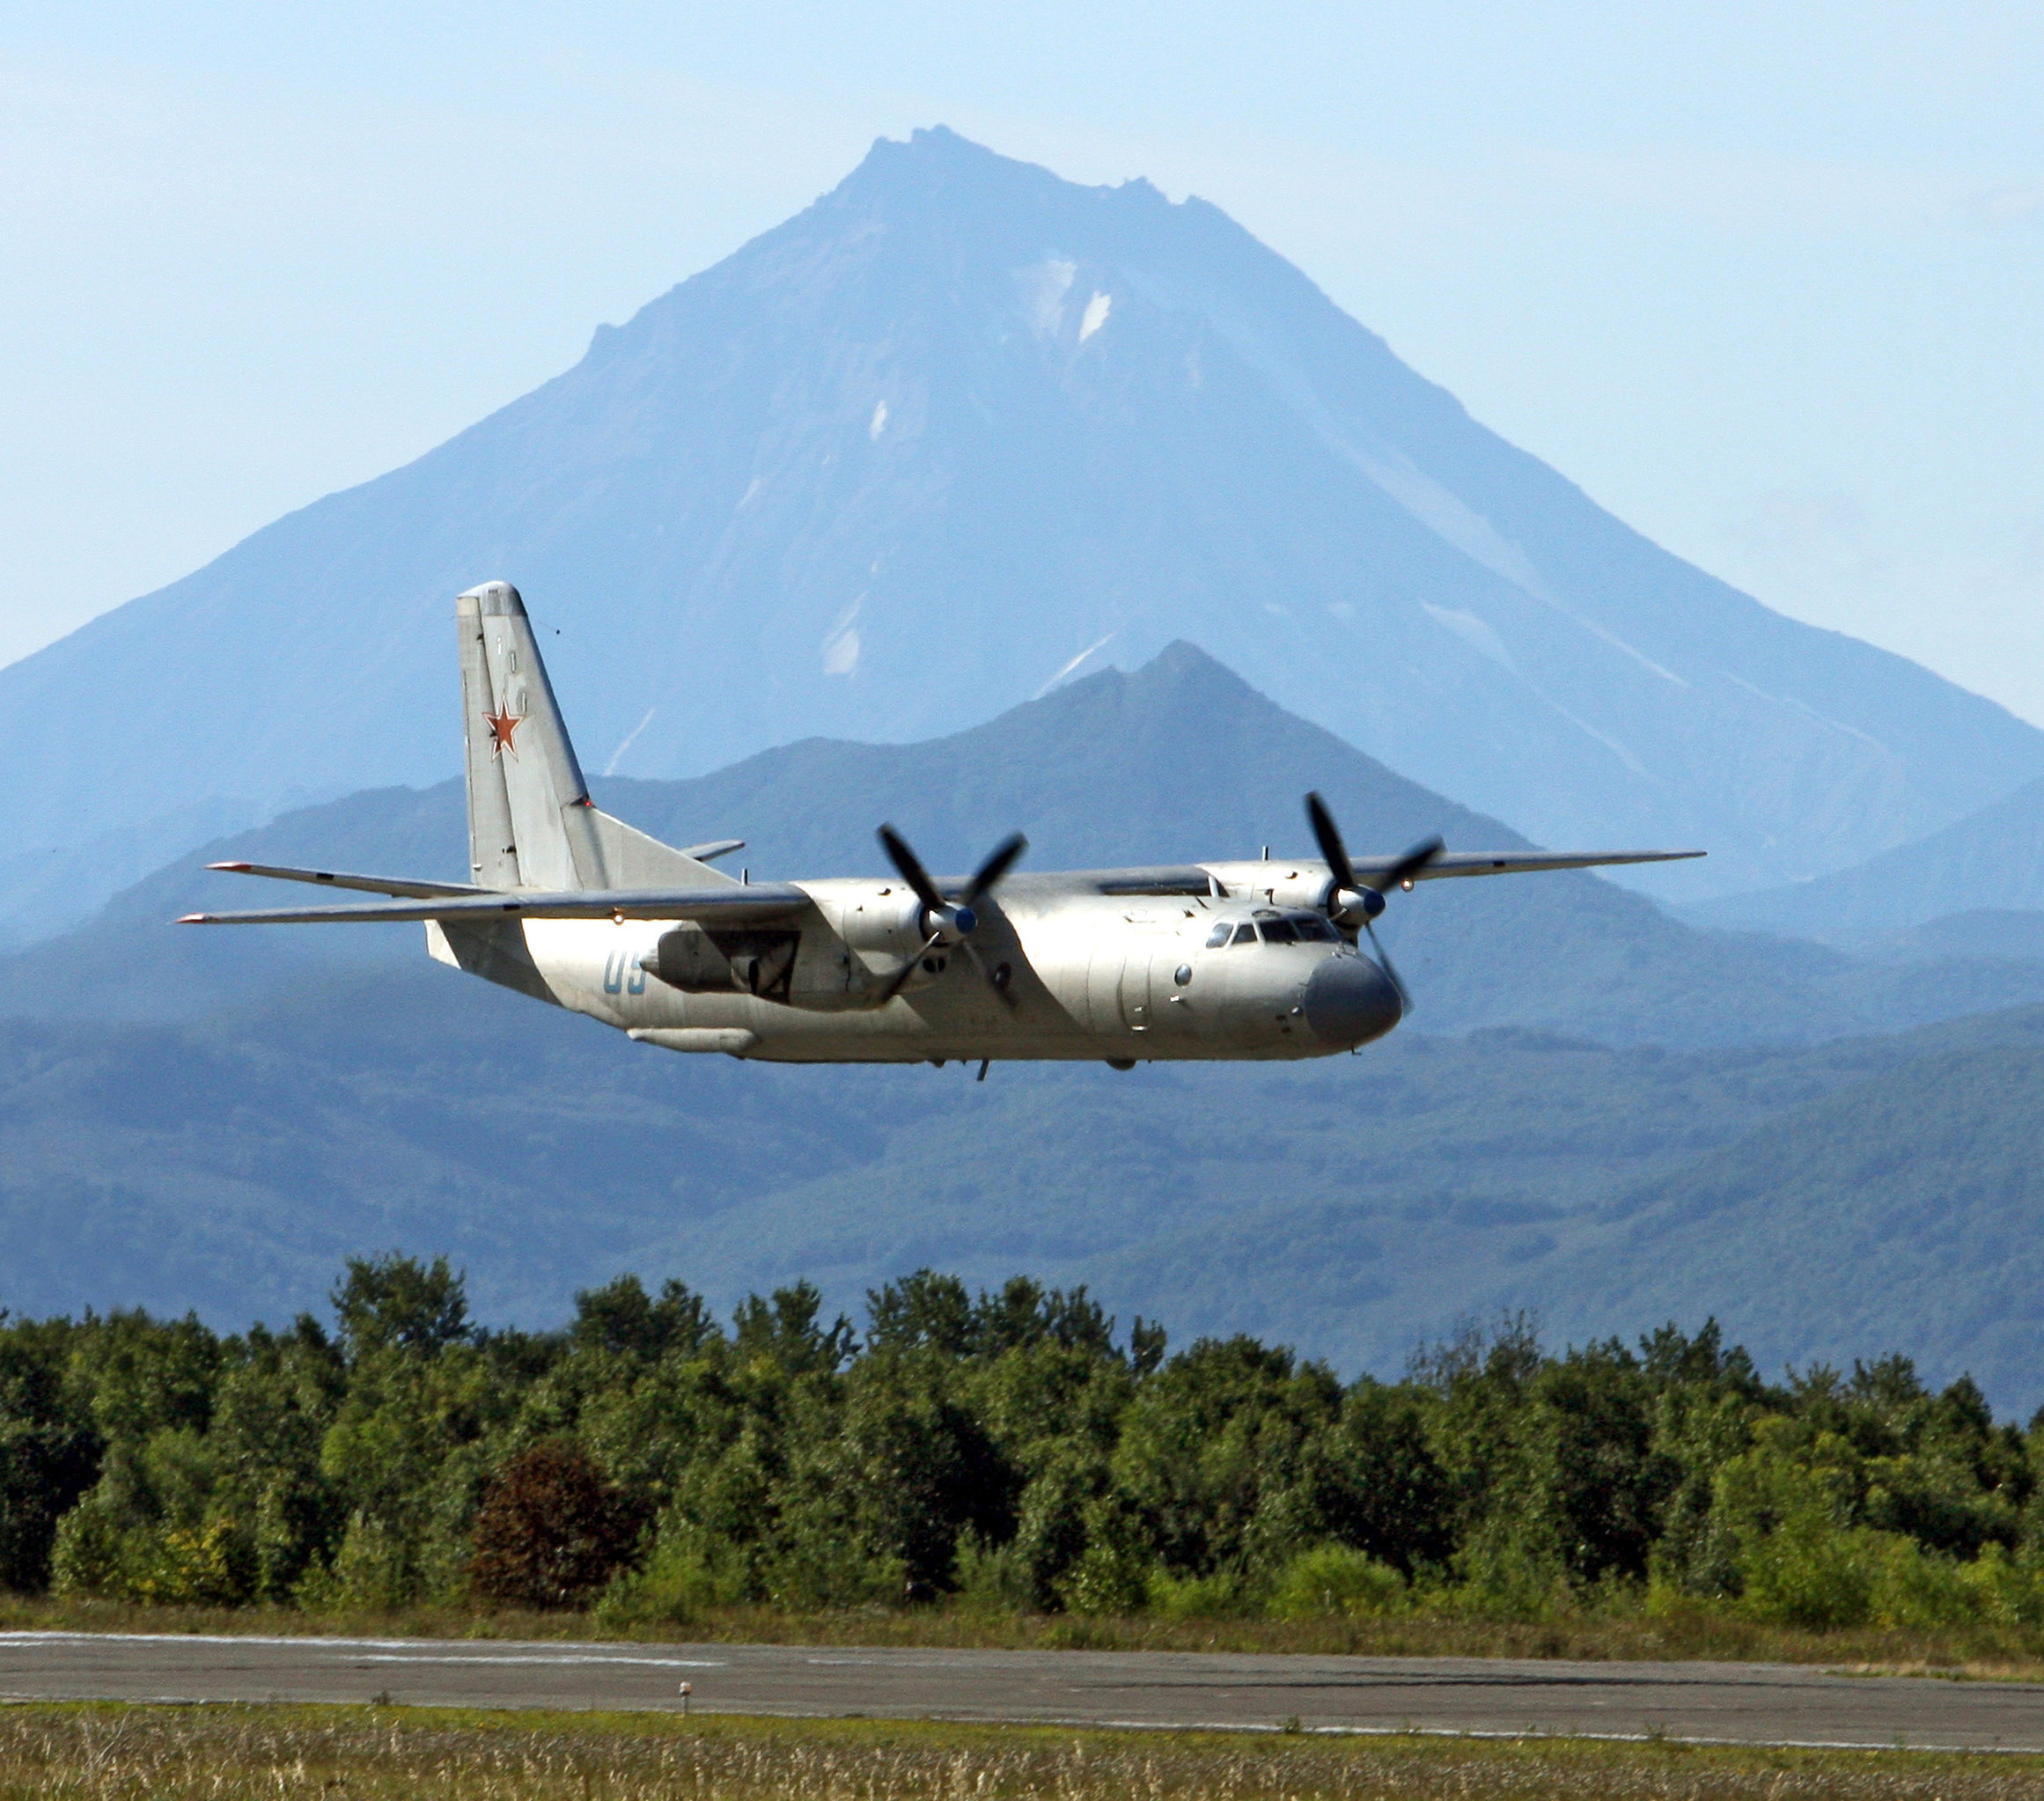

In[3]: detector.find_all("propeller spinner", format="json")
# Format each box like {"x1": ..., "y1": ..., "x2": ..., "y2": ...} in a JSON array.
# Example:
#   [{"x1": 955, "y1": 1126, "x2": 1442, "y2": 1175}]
[
  {"x1": 1305, "y1": 791, "x2": 1441, "y2": 1012},
  {"x1": 872, "y1": 825, "x2": 1028, "y2": 1007}
]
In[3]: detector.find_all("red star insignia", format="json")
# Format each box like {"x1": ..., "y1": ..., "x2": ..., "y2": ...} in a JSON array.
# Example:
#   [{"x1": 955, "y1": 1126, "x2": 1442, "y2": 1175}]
[{"x1": 485, "y1": 704, "x2": 525, "y2": 758}]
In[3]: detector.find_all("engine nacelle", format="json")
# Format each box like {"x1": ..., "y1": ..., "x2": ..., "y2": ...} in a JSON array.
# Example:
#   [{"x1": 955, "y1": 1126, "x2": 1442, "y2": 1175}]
[
  {"x1": 1329, "y1": 887, "x2": 1386, "y2": 928},
  {"x1": 644, "y1": 923, "x2": 801, "y2": 1001},
  {"x1": 834, "y1": 889, "x2": 931, "y2": 957},
  {"x1": 1204, "y1": 860, "x2": 1339, "y2": 913}
]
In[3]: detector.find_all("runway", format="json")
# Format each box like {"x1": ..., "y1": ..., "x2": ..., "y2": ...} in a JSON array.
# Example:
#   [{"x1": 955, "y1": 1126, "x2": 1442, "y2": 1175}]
[{"x1": 3, "y1": 1633, "x2": 2040, "y2": 1750}]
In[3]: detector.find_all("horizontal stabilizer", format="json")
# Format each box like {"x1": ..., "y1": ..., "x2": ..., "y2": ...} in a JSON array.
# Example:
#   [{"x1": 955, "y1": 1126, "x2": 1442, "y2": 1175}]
[{"x1": 180, "y1": 883, "x2": 811, "y2": 927}]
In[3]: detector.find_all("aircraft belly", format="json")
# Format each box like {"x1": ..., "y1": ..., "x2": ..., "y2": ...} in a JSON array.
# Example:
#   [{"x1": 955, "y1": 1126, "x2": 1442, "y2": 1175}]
[{"x1": 519, "y1": 914, "x2": 1344, "y2": 1064}]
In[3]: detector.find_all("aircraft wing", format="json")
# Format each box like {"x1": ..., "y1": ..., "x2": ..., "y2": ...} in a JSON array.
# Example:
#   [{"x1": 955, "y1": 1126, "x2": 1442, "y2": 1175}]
[
  {"x1": 206, "y1": 861, "x2": 491, "y2": 899},
  {"x1": 1398, "y1": 849, "x2": 1703, "y2": 882},
  {"x1": 205, "y1": 844, "x2": 747, "y2": 897},
  {"x1": 179, "y1": 883, "x2": 812, "y2": 926},
  {"x1": 1084, "y1": 849, "x2": 1703, "y2": 897}
]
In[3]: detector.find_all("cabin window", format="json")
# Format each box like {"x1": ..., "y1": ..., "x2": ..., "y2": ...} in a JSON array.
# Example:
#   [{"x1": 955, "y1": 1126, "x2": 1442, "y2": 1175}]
[
  {"x1": 1231, "y1": 923, "x2": 1259, "y2": 946},
  {"x1": 1260, "y1": 918, "x2": 1300, "y2": 945},
  {"x1": 1292, "y1": 915, "x2": 1338, "y2": 942},
  {"x1": 1205, "y1": 923, "x2": 1233, "y2": 948}
]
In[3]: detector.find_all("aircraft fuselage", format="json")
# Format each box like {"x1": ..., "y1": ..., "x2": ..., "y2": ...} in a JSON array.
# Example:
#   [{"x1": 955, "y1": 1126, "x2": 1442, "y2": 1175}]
[{"x1": 440, "y1": 872, "x2": 1403, "y2": 1065}]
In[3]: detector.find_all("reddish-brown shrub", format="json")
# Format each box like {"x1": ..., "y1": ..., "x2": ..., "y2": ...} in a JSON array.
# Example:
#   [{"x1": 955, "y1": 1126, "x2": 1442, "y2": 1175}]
[{"x1": 468, "y1": 1439, "x2": 643, "y2": 1609}]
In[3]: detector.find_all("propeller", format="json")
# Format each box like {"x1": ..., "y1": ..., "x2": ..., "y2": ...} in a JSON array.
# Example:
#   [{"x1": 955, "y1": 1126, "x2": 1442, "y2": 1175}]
[
  {"x1": 1304, "y1": 790, "x2": 1442, "y2": 1011},
  {"x1": 871, "y1": 825, "x2": 1028, "y2": 1007}
]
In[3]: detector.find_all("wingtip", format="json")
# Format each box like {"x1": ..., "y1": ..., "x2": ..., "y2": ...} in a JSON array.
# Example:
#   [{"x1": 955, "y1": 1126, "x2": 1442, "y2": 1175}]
[
  {"x1": 175, "y1": 913, "x2": 208, "y2": 924},
  {"x1": 206, "y1": 862, "x2": 252, "y2": 872}
]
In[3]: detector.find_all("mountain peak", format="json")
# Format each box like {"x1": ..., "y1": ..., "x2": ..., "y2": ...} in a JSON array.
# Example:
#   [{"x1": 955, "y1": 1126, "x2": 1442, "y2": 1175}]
[{"x1": 835, "y1": 126, "x2": 1174, "y2": 224}]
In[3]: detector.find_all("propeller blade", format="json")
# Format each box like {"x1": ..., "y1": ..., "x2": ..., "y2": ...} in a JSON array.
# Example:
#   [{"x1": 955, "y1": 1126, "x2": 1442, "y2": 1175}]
[
  {"x1": 877, "y1": 824, "x2": 946, "y2": 919},
  {"x1": 1305, "y1": 792, "x2": 1358, "y2": 897},
  {"x1": 873, "y1": 929, "x2": 944, "y2": 1008},
  {"x1": 873, "y1": 825, "x2": 1027, "y2": 1008},
  {"x1": 963, "y1": 832, "x2": 1028, "y2": 907},
  {"x1": 1369, "y1": 835, "x2": 1445, "y2": 894},
  {"x1": 1364, "y1": 919, "x2": 1413, "y2": 1016},
  {"x1": 960, "y1": 937, "x2": 1022, "y2": 1009}
]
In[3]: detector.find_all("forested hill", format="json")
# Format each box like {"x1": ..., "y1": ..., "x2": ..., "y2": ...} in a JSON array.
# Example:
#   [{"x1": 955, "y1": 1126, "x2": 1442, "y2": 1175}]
[
  {"x1": 5, "y1": 963, "x2": 2044, "y2": 1408},
  {"x1": 3, "y1": 1255, "x2": 2033, "y2": 1638}
]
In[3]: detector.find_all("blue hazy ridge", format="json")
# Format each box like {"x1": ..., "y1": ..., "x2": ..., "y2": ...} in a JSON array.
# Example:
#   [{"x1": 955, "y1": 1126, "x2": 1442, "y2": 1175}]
[{"x1": 1695, "y1": 773, "x2": 2044, "y2": 948}]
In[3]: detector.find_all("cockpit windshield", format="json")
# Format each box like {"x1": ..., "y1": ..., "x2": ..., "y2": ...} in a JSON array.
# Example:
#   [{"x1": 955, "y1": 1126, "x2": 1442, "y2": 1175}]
[{"x1": 1209, "y1": 913, "x2": 1343, "y2": 948}]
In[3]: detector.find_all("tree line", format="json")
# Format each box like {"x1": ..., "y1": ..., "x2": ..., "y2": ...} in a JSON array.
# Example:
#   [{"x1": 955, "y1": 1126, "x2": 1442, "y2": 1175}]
[{"x1": 1, "y1": 1255, "x2": 2038, "y2": 1630}]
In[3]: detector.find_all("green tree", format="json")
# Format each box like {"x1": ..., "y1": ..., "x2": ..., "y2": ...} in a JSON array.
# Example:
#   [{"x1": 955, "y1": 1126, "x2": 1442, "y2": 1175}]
[
  {"x1": 0, "y1": 1316, "x2": 98, "y2": 1592},
  {"x1": 1113, "y1": 1336, "x2": 1343, "y2": 1580},
  {"x1": 332, "y1": 1255, "x2": 472, "y2": 1361}
]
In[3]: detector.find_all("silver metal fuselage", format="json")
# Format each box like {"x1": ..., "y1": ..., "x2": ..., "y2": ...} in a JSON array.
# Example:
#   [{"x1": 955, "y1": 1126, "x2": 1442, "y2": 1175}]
[{"x1": 464, "y1": 865, "x2": 1404, "y2": 1065}]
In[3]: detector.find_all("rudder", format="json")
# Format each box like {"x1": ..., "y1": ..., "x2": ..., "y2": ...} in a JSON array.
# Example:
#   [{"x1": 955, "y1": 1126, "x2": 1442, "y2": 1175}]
[
  {"x1": 454, "y1": 581, "x2": 738, "y2": 893},
  {"x1": 457, "y1": 580, "x2": 593, "y2": 890}
]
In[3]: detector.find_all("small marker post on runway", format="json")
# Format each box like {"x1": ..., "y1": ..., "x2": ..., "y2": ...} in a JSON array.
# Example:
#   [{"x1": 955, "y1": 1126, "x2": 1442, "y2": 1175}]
[{"x1": 679, "y1": 1680, "x2": 692, "y2": 1718}]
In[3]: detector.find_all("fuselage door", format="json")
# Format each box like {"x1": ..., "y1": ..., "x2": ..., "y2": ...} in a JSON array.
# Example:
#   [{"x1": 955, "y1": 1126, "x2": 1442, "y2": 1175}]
[{"x1": 1119, "y1": 945, "x2": 1152, "y2": 1033}]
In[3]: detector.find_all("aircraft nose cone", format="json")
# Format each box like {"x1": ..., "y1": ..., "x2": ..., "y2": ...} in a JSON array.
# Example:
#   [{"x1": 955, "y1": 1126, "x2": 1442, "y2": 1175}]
[{"x1": 1304, "y1": 953, "x2": 1402, "y2": 1048}]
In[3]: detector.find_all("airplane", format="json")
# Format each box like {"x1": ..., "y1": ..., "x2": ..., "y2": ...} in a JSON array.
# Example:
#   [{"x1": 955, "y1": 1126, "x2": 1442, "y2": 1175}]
[{"x1": 181, "y1": 581, "x2": 1702, "y2": 1073}]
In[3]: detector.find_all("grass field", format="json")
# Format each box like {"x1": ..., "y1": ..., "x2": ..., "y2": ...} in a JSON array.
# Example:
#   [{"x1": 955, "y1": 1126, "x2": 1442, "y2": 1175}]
[
  {"x1": 7, "y1": 1594, "x2": 2044, "y2": 1684},
  {"x1": 2, "y1": 1705, "x2": 2041, "y2": 1801}
]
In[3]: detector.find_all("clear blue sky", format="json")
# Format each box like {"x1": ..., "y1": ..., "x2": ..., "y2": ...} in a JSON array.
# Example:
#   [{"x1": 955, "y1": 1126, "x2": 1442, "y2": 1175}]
[{"x1": 4, "y1": 4, "x2": 2040, "y2": 718}]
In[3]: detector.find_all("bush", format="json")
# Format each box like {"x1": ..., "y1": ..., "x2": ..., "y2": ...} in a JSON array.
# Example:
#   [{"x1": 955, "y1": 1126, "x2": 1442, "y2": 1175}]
[
  {"x1": 1057, "y1": 1540, "x2": 1154, "y2": 1616},
  {"x1": 952, "y1": 1531, "x2": 1037, "y2": 1614},
  {"x1": 48, "y1": 1493, "x2": 124, "y2": 1599},
  {"x1": 312, "y1": 1511, "x2": 414, "y2": 1612},
  {"x1": 1735, "y1": 1512, "x2": 1880, "y2": 1628},
  {"x1": 1267, "y1": 1544, "x2": 1407, "y2": 1620},
  {"x1": 468, "y1": 1440, "x2": 642, "y2": 1610},
  {"x1": 1149, "y1": 1567, "x2": 1251, "y2": 1619},
  {"x1": 594, "y1": 1518, "x2": 744, "y2": 1628},
  {"x1": 1959, "y1": 1544, "x2": 2044, "y2": 1626},
  {"x1": 1445, "y1": 1533, "x2": 1573, "y2": 1621},
  {"x1": 48, "y1": 1495, "x2": 248, "y2": 1606}
]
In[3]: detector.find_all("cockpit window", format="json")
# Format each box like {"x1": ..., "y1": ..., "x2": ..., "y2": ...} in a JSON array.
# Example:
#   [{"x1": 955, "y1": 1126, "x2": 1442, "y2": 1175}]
[
  {"x1": 1205, "y1": 923, "x2": 1232, "y2": 948},
  {"x1": 1291, "y1": 914, "x2": 1338, "y2": 942},
  {"x1": 1260, "y1": 917, "x2": 1300, "y2": 945},
  {"x1": 1230, "y1": 923, "x2": 1259, "y2": 946}
]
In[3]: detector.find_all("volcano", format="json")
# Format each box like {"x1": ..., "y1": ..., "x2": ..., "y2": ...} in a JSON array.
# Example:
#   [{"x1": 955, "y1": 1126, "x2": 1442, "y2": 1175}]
[{"x1": 4, "y1": 125, "x2": 2037, "y2": 940}]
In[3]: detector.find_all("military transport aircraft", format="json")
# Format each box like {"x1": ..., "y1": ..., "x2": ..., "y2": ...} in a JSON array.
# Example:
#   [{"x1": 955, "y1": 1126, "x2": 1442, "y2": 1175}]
[{"x1": 182, "y1": 582, "x2": 1702, "y2": 1072}]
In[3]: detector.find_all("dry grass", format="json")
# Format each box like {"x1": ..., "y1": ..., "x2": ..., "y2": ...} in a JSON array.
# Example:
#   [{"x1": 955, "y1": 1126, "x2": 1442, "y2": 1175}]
[
  {"x1": 7, "y1": 1593, "x2": 2044, "y2": 1680},
  {"x1": 0, "y1": 1705, "x2": 2040, "y2": 1801}
]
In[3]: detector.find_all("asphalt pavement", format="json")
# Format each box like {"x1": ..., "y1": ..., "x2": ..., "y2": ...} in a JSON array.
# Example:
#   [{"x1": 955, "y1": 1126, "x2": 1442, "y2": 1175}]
[{"x1": 1, "y1": 1633, "x2": 2039, "y2": 1751}]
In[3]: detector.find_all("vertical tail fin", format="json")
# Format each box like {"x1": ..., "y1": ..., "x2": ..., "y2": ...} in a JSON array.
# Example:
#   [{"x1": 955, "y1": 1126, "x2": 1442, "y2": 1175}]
[
  {"x1": 457, "y1": 580, "x2": 599, "y2": 891},
  {"x1": 455, "y1": 580, "x2": 736, "y2": 893}
]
